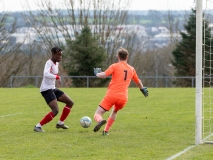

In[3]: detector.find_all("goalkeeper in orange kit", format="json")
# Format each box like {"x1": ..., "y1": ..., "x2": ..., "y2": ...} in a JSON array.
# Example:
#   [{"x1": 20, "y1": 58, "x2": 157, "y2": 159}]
[{"x1": 93, "y1": 47, "x2": 148, "y2": 135}]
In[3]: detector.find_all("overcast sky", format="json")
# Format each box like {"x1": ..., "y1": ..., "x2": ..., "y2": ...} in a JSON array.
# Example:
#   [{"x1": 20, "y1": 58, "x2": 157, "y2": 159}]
[{"x1": 0, "y1": 0, "x2": 199, "y2": 12}]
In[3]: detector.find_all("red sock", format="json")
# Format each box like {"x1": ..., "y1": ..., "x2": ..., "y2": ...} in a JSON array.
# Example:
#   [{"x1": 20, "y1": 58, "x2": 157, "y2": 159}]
[
  {"x1": 40, "y1": 112, "x2": 55, "y2": 126},
  {"x1": 104, "y1": 117, "x2": 114, "y2": 132},
  {"x1": 94, "y1": 113, "x2": 103, "y2": 122},
  {"x1": 60, "y1": 105, "x2": 71, "y2": 122}
]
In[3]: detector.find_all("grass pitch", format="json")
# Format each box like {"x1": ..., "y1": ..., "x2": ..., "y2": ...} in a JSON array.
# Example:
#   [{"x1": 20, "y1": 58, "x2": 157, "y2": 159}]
[{"x1": 0, "y1": 88, "x2": 212, "y2": 159}]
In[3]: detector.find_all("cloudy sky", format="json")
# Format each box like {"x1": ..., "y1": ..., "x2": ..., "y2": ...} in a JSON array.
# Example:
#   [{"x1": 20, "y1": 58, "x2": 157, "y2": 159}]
[{"x1": 0, "y1": 0, "x2": 200, "y2": 12}]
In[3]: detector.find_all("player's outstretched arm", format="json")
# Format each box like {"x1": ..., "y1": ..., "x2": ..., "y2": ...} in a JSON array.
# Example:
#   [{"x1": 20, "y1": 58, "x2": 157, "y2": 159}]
[{"x1": 94, "y1": 68, "x2": 107, "y2": 78}]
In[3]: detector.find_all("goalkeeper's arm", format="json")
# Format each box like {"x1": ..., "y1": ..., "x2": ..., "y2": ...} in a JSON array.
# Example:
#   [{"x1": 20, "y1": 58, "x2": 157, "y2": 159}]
[
  {"x1": 136, "y1": 80, "x2": 144, "y2": 90},
  {"x1": 136, "y1": 80, "x2": 149, "y2": 97},
  {"x1": 96, "y1": 72, "x2": 107, "y2": 78},
  {"x1": 94, "y1": 68, "x2": 107, "y2": 78}
]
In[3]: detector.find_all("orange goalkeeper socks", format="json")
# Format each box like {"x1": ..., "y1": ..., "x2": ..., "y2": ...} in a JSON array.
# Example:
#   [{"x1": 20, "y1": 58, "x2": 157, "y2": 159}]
[{"x1": 104, "y1": 117, "x2": 114, "y2": 132}]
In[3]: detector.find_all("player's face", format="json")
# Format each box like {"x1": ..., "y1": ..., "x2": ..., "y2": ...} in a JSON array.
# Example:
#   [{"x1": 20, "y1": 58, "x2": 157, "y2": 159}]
[{"x1": 53, "y1": 51, "x2": 62, "y2": 62}]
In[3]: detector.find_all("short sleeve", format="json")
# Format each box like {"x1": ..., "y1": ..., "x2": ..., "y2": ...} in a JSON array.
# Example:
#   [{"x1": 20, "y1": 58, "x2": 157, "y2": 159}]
[
  {"x1": 104, "y1": 64, "x2": 115, "y2": 76},
  {"x1": 132, "y1": 69, "x2": 140, "y2": 83}
]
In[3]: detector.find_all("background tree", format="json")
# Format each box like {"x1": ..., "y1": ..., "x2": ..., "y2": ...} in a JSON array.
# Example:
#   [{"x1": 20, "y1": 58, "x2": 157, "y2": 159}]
[
  {"x1": 172, "y1": 8, "x2": 213, "y2": 87},
  {"x1": 128, "y1": 44, "x2": 174, "y2": 87},
  {"x1": 18, "y1": 1, "x2": 192, "y2": 88},
  {"x1": 0, "y1": 11, "x2": 50, "y2": 87},
  {"x1": 0, "y1": 12, "x2": 26, "y2": 87},
  {"x1": 23, "y1": 0, "x2": 131, "y2": 65},
  {"x1": 23, "y1": 0, "x2": 156, "y2": 87},
  {"x1": 63, "y1": 24, "x2": 106, "y2": 87}
]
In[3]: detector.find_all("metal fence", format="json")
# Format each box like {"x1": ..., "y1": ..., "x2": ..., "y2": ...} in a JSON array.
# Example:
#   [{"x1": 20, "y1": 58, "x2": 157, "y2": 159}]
[{"x1": 10, "y1": 76, "x2": 196, "y2": 88}]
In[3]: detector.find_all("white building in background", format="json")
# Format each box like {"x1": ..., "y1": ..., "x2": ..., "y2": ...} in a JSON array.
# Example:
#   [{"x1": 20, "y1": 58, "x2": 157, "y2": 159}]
[
  {"x1": 158, "y1": 27, "x2": 169, "y2": 33},
  {"x1": 115, "y1": 24, "x2": 148, "y2": 37},
  {"x1": 9, "y1": 25, "x2": 185, "y2": 49},
  {"x1": 11, "y1": 27, "x2": 37, "y2": 44},
  {"x1": 151, "y1": 27, "x2": 158, "y2": 32},
  {"x1": 147, "y1": 26, "x2": 183, "y2": 48},
  {"x1": 10, "y1": 26, "x2": 75, "y2": 45}
]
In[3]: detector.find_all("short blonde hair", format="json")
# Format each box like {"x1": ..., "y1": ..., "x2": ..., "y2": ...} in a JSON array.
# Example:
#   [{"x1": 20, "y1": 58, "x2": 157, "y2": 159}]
[{"x1": 117, "y1": 48, "x2": 129, "y2": 60}]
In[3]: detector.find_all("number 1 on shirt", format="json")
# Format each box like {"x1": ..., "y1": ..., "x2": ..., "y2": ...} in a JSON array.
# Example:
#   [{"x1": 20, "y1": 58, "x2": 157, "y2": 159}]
[{"x1": 124, "y1": 70, "x2": 127, "y2": 81}]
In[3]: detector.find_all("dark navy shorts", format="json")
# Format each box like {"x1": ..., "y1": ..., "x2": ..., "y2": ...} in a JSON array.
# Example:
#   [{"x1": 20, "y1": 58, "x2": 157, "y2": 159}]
[{"x1": 41, "y1": 88, "x2": 64, "y2": 104}]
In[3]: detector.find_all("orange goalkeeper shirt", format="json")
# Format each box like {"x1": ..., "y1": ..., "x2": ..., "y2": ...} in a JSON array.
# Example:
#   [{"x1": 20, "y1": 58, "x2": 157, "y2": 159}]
[{"x1": 104, "y1": 61, "x2": 140, "y2": 100}]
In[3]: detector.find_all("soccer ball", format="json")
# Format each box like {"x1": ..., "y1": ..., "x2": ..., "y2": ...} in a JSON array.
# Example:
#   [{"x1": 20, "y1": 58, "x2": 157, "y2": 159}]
[{"x1": 80, "y1": 116, "x2": 92, "y2": 128}]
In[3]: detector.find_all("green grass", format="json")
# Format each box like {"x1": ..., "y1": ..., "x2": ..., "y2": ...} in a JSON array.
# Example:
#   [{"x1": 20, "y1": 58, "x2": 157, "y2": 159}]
[{"x1": 0, "y1": 88, "x2": 212, "y2": 160}]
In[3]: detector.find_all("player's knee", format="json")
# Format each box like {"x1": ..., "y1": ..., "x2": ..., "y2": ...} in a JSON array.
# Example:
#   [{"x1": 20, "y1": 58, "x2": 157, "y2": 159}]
[
  {"x1": 52, "y1": 109, "x2": 59, "y2": 116},
  {"x1": 67, "y1": 100, "x2": 74, "y2": 108}
]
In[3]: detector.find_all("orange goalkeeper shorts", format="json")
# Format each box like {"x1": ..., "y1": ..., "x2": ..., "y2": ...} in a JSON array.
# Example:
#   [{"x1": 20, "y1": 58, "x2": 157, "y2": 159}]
[{"x1": 99, "y1": 96, "x2": 127, "y2": 111}]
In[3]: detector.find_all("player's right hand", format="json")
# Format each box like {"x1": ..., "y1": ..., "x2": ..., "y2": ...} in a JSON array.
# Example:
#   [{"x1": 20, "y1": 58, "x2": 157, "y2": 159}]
[
  {"x1": 140, "y1": 87, "x2": 149, "y2": 97},
  {"x1": 94, "y1": 68, "x2": 102, "y2": 76}
]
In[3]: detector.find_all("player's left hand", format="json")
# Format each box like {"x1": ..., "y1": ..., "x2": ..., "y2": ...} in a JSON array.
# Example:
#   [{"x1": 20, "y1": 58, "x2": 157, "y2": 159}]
[
  {"x1": 140, "y1": 87, "x2": 148, "y2": 97},
  {"x1": 94, "y1": 68, "x2": 102, "y2": 76}
]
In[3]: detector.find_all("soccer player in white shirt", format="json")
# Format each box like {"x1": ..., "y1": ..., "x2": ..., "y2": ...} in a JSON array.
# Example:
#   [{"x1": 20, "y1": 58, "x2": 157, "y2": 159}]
[{"x1": 34, "y1": 46, "x2": 74, "y2": 132}]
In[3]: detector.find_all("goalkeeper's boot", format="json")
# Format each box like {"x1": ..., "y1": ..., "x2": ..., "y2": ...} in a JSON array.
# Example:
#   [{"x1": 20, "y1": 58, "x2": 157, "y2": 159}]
[
  {"x1": 34, "y1": 126, "x2": 45, "y2": 132},
  {"x1": 93, "y1": 120, "x2": 106, "y2": 132},
  {"x1": 56, "y1": 123, "x2": 69, "y2": 129},
  {"x1": 102, "y1": 131, "x2": 109, "y2": 136}
]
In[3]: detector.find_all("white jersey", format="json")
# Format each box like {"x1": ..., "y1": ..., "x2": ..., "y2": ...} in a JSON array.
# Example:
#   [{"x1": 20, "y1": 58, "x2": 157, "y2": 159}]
[{"x1": 40, "y1": 59, "x2": 59, "y2": 92}]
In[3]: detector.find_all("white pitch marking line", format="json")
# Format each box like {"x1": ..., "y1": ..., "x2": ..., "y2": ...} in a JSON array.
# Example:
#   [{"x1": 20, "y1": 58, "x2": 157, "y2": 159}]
[
  {"x1": 166, "y1": 145, "x2": 196, "y2": 160},
  {"x1": 0, "y1": 112, "x2": 22, "y2": 118}
]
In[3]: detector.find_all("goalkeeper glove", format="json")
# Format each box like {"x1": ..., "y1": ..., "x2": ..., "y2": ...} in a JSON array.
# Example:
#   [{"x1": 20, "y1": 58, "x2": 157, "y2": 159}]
[
  {"x1": 140, "y1": 87, "x2": 148, "y2": 97},
  {"x1": 94, "y1": 68, "x2": 102, "y2": 76}
]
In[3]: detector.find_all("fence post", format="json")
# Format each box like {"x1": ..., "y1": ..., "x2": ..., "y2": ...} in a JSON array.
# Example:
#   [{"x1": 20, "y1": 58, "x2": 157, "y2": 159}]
[
  {"x1": 155, "y1": 69, "x2": 158, "y2": 88},
  {"x1": 61, "y1": 76, "x2": 63, "y2": 87},
  {"x1": 35, "y1": 77, "x2": 38, "y2": 88},
  {"x1": 192, "y1": 77, "x2": 194, "y2": 87},
  {"x1": 87, "y1": 77, "x2": 89, "y2": 88},
  {"x1": 166, "y1": 77, "x2": 168, "y2": 88},
  {"x1": 10, "y1": 76, "x2": 13, "y2": 88}
]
